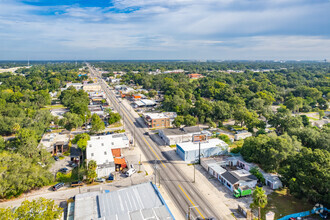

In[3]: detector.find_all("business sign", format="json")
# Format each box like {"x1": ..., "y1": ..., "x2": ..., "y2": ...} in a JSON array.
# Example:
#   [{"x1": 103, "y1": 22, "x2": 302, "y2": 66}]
[{"x1": 192, "y1": 134, "x2": 207, "y2": 142}]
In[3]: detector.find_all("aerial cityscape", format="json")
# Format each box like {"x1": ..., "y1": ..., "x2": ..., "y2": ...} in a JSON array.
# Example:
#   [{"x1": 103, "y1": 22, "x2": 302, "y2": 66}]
[{"x1": 0, "y1": 1, "x2": 329, "y2": 220}]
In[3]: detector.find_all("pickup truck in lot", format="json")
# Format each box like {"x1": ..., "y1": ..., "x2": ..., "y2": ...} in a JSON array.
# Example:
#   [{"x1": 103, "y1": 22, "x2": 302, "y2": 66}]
[{"x1": 71, "y1": 181, "x2": 83, "y2": 187}]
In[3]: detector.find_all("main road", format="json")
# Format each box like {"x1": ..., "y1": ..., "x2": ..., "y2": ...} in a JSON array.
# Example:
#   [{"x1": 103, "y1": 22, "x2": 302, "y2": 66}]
[{"x1": 87, "y1": 64, "x2": 230, "y2": 220}]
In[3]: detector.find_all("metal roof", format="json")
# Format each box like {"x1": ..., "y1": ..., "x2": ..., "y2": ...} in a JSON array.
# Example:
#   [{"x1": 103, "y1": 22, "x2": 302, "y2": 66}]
[{"x1": 74, "y1": 182, "x2": 173, "y2": 220}]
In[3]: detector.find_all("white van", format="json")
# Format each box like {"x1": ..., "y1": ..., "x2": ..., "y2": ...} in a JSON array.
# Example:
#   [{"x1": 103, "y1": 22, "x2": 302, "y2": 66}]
[{"x1": 126, "y1": 165, "x2": 136, "y2": 177}]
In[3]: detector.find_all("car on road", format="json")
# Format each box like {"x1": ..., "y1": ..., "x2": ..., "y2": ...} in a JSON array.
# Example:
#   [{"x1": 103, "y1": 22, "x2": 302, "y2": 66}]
[
  {"x1": 53, "y1": 156, "x2": 59, "y2": 161},
  {"x1": 126, "y1": 165, "x2": 136, "y2": 177},
  {"x1": 95, "y1": 177, "x2": 105, "y2": 183},
  {"x1": 144, "y1": 132, "x2": 149, "y2": 136},
  {"x1": 108, "y1": 174, "x2": 114, "y2": 181},
  {"x1": 59, "y1": 168, "x2": 69, "y2": 174},
  {"x1": 52, "y1": 182, "x2": 64, "y2": 191},
  {"x1": 71, "y1": 181, "x2": 83, "y2": 187}
]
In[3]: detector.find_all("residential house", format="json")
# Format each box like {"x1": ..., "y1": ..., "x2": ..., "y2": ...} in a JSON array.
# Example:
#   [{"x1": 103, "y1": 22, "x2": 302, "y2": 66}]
[{"x1": 188, "y1": 73, "x2": 204, "y2": 79}]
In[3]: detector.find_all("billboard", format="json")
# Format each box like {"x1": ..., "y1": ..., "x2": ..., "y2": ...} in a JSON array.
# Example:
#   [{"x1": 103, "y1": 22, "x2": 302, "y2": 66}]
[{"x1": 192, "y1": 134, "x2": 207, "y2": 142}]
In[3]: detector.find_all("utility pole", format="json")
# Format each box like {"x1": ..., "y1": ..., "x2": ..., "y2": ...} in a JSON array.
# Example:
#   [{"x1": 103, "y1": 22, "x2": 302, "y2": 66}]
[
  {"x1": 199, "y1": 141, "x2": 201, "y2": 164},
  {"x1": 139, "y1": 154, "x2": 141, "y2": 172}
]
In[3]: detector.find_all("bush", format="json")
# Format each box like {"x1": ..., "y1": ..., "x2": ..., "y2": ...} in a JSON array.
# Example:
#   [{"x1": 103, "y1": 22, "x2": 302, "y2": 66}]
[
  {"x1": 219, "y1": 134, "x2": 231, "y2": 145},
  {"x1": 250, "y1": 167, "x2": 265, "y2": 184}
]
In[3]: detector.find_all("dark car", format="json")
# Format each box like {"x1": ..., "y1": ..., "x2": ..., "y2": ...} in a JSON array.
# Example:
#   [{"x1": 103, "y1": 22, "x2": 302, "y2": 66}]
[
  {"x1": 144, "y1": 132, "x2": 149, "y2": 135},
  {"x1": 71, "y1": 181, "x2": 83, "y2": 187},
  {"x1": 108, "y1": 174, "x2": 114, "y2": 181},
  {"x1": 59, "y1": 168, "x2": 69, "y2": 174},
  {"x1": 53, "y1": 156, "x2": 59, "y2": 161},
  {"x1": 52, "y1": 182, "x2": 64, "y2": 191}
]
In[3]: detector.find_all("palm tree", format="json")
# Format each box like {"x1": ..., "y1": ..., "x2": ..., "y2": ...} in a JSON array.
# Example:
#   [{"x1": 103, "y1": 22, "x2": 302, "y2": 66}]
[{"x1": 251, "y1": 186, "x2": 268, "y2": 219}]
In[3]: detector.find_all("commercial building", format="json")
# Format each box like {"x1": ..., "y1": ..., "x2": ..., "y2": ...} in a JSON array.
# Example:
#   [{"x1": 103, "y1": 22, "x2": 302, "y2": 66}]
[
  {"x1": 142, "y1": 112, "x2": 177, "y2": 129},
  {"x1": 158, "y1": 126, "x2": 203, "y2": 145},
  {"x1": 133, "y1": 99, "x2": 157, "y2": 108},
  {"x1": 201, "y1": 157, "x2": 258, "y2": 192},
  {"x1": 201, "y1": 156, "x2": 282, "y2": 190},
  {"x1": 176, "y1": 138, "x2": 228, "y2": 163},
  {"x1": 86, "y1": 134, "x2": 129, "y2": 177},
  {"x1": 83, "y1": 83, "x2": 102, "y2": 92},
  {"x1": 72, "y1": 182, "x2": 174, "y2": 220},
  {"x1": 65, "y1": 82, "x2": 83, "y2": 90}
]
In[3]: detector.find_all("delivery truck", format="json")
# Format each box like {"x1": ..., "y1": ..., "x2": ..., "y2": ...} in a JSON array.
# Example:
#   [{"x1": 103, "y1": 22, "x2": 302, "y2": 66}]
[{"x1": 233, "y1": 187, "x2": 252, "y2": 198}]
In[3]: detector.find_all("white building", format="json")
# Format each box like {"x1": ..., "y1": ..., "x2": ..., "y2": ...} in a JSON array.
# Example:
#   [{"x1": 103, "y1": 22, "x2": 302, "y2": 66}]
[
  {"x1": 201, "y1": 158, "x2": 258, "y2": 192},
  {"x1": 176, "y1": 139, "x2": 228, "y2": 163},
  {"x1": 158, "y1": 126, "x2": 202, "y2": 145},
  {"x1": 86, "y1": 134, "x2": 129, "y2": 177},
  {"x1": 234, "y1": 131, "x2": 252, "y2": 141}
]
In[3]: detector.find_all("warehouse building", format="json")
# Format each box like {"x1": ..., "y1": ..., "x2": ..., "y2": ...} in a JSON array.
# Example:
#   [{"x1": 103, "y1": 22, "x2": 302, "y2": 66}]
[
  {"x1": 72, "y1": 182, "x2": 174, "y2": 220},
  {"x1": 176, "y1": 138, "x2": 228, "y2": 163},
  {"x1": 158, "y1": 126, "x2": 202, "y2": 145}
]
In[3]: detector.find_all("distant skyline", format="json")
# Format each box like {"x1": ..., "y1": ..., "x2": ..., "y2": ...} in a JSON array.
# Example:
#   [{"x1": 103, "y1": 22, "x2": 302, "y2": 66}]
[{"x1": 0, "y1": 0, "x2": 330, "y2": 60}]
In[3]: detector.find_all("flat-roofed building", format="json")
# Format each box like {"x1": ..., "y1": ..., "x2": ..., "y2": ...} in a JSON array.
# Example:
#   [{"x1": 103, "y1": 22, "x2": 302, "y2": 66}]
[
  {"x1": 142, "y1": 112, "x2": 177, "y2": 129},
  {"x1": 158, "y1": 126, "x2": 203, "y2": 145},
  {"x1": 83, "y1": 83, "x2": 101, "y2": 92},
  {"x1": 176, "y1": 138, "x2": 228, "y2": 163},
  {"x1": 86, "y1": 134, "x2": 129, "y2": 177}
]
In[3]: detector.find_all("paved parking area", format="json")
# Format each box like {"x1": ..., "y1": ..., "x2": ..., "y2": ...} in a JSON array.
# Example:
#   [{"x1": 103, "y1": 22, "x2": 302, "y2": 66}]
[{"x1": 50, "y1": 156, "x2": 72, "y2": 175}]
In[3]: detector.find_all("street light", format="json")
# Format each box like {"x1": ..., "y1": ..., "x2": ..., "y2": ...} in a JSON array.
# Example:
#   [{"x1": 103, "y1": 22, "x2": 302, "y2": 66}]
[{"x1": 188, "y1": 206, "x2": 199, "y2": 220}]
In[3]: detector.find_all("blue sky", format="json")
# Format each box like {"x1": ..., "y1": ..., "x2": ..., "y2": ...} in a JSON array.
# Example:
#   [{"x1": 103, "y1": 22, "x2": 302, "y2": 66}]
[{"x1": 0, "y1": 0, "x2": 329, "y2": 60}]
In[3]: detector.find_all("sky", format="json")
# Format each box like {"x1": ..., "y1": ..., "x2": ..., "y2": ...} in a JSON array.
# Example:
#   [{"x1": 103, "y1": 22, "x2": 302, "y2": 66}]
[{"x1": 0, "y1": 0, "x2": 329, "y2": 60}]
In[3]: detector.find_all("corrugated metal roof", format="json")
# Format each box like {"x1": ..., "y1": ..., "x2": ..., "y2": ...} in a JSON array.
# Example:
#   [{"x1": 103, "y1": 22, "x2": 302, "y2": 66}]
[{"x1": 74, "y1": 182, "x2": 173, "y2": 220}]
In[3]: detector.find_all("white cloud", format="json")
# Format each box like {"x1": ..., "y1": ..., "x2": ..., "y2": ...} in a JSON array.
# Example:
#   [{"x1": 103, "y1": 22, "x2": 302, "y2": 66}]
[{"x1": 0, "y1": 0, "x2": 329, "y2": 59}]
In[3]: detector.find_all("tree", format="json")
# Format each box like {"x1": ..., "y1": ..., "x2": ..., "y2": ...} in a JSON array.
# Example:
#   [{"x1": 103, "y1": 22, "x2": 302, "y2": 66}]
[
  {"x1": 219, "y1": 134, "x2": 231, "y2": 145},
  {"x1": 0, "y1": 151, "x2": 53, "y2": 199},
  {"x1": 184, "y1": 115, "x2": 197, "y2": 126},
  {"x1": 0, "y1": 198, "x2": 62, "y2": 220},
  {"x1": 241, "y1": 134, "x2": 301, "y2": 172},
  {"x1": 72, "y1": 133, "x2": 90, "y2": 164},
  {"x1": 251, "y1": 186, "x2": 267, "y2": 220},
  {"x1": 173, "y1": 116, "x2": 184, "y2": 127},
  {"x1": 318, "y1": 110, "x2": 325, "y2": 120},
  {"x1": 281, "y1": 148, "x2": 330, "y2": 206},
  {"x1": 87, "y1": 160, "x2": 97, "y2": 183},
  {"x1": 91, "y1": 113, "x2": 105, "y2": 133},
  {"x1": 148, "y1": 89, "x2": 157, "y2": 98},
  {"x1": 285, "y1": 97, "x2": 304, "y2": 113},
  {"x1": 62, "y1": 112, "x2": 83, "y2": 130},
  {"x1": 108, "y1": 112, "x2": 121, "y2": 125}
]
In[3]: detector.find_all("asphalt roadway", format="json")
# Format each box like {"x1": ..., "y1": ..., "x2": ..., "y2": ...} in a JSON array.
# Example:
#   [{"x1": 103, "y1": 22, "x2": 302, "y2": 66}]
[{"x1": 87, "y1": 64, "x2": 224, "y2": 220}]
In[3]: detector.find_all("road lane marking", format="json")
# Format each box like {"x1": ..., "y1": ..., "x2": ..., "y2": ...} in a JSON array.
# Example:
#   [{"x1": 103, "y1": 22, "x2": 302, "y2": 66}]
[
  {"x1": 142, "y1": 136, "x2": 166, "y2": 168},
  {"x1": 178, "y1": 184, "x2": 205, "y2": 219},
  {"x1": 104, "y1": 86, "x2": 166, "y2": 168}
]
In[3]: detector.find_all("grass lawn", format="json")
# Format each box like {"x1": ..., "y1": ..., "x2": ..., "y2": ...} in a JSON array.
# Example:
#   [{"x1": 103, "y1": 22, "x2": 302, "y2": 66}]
[
  {"x1": 108, "y1": 122, "x2": 122, "y2": 128},
  {"x1": 259, "y1": 188, "x2": 314, "y2": 219},
  {"x1": 41, "y1": 104, "x2": 65, "y2": 110},
  {"x1": 307, "y1": 116, "x2": 320, "y2": 121}
]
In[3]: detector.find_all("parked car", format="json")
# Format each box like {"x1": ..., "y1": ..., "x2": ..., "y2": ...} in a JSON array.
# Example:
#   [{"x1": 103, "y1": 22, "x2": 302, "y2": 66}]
[
  {"x1": 71, "y1": 181, "x2": 83, "y2": 187},
  {"x1": 59, "y1": 168, "x2": 69, "y2": 174},
  {"x1": 53, "y1": 156, "x2": 59, "y2": 161},
  {"x1": 108, "y1": 174, "x2": 114, "y2": 181},
  {"x1": 95, "y1": 178, "x2": 105, "y2": 183},
  {"x1": 52, "y1": 182, "x2": 64, "y2": 191},
  {"x1": 126, "y1": 165, "x2": 136, "y2": 177},
  {"x1": 144, "y1": 132, "x2": 149, "y2": 136}
]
